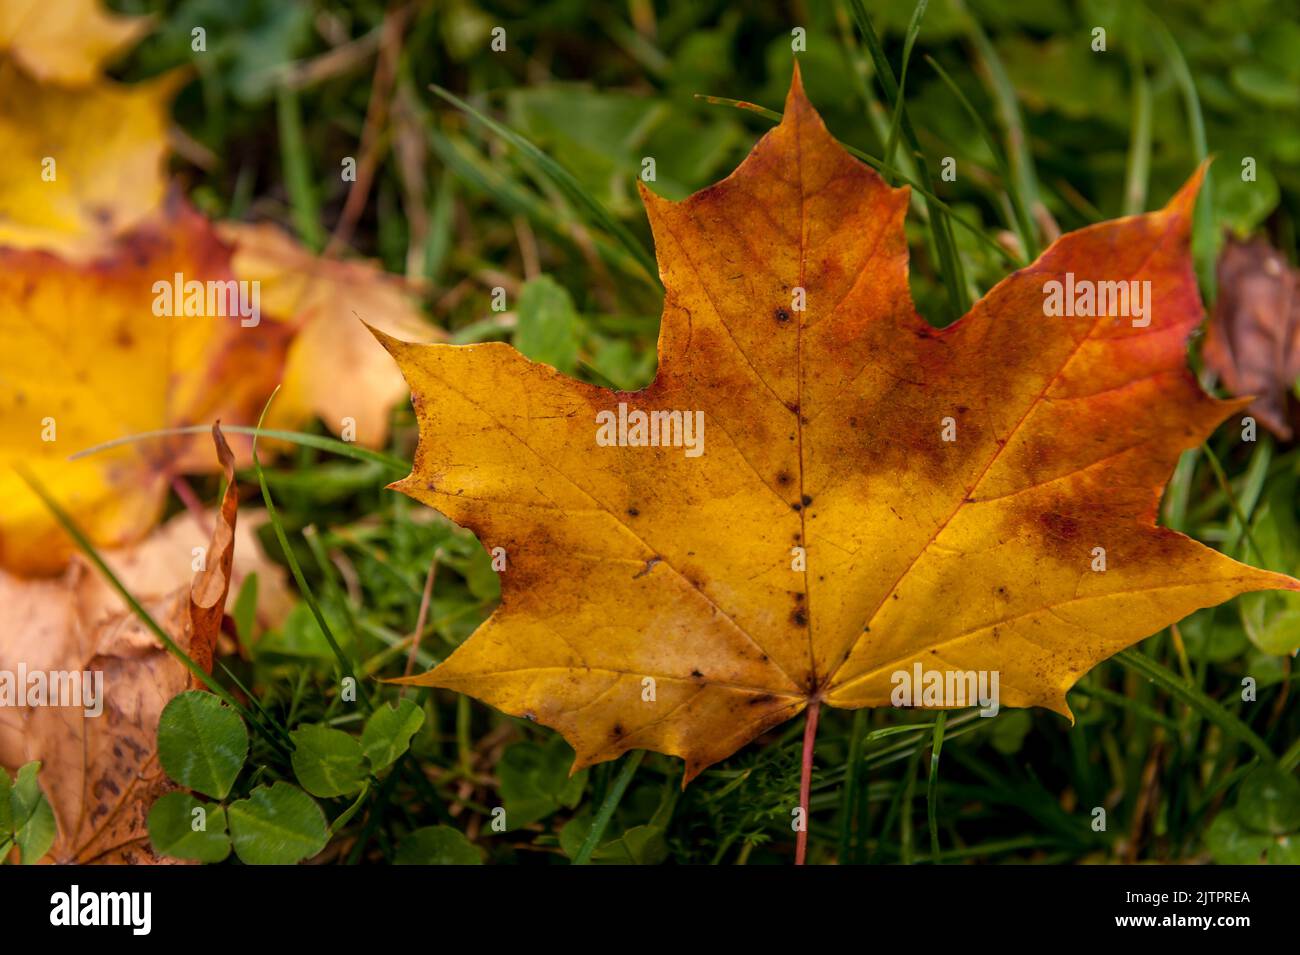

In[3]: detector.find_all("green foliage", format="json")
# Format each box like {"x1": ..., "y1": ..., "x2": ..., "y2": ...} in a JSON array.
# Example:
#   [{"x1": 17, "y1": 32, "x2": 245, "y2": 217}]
[
  {"x1": 158, "y1": 691, "x2": 249, "y2": 800},
  {"x1": 561, "y1": 761, "x2": 672, "y2": 865},
  {"x1": 395, "y1": 826, "x2": 483, "y2": 865},
  {"x1": 513, "y1": 276, "x2": 582, "y2": 374},
  {"x1": 147, "y1": 793, "x2": 232, "y2": 863},
  {"x1": 497, "y1": 736, "x2": 588, "y2": 829},
  {"x1": 1236, "y1": 766, "x2": 1300, "y2": 834},
  {"x1": 290, "y1": 725, "x2": 369, "y2": 798},
  {"x1": 361, "y1": 699, "x2": 426, "y2": 773},
  {"x1": 227, "y1": 783, "x2": 329, "y2": 865},
  {"x1": 0, "y1": 762, "x2": 56, "y2": 864},
  {"x1": 1206, "y1": 770, "x2": 1300, "y2": 865},
  {"x1": 232, "y1": 573, "x2": 260, "y2": 650}
]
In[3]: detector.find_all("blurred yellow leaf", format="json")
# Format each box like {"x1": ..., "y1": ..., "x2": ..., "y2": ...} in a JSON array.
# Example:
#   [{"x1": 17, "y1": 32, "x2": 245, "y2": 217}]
[
  {"x1": 0, "y1": 0, "x2": 149, "y2": 86},
  {"x1": 220, "y1": 221, "x2": 440, "y2": 448},
  {"x1": 0, "y1": 201, "x2": 290, "y2": 575},
  {"x1": 0, "y1": 64, "x2": 176, "y2": 260}
]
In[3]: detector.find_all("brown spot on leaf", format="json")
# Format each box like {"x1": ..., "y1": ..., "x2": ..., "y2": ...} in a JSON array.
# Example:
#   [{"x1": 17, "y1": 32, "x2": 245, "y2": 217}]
[{"x1": 1040, "y1": 512, "x2": 1079, "y2": 540}]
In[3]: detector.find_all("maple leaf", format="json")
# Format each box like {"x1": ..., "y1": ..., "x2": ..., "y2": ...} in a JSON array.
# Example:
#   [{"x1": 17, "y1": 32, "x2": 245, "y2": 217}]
[
  {"x1": 377, "y1": 71, "x2": 1299, "y2": 783},
  {"x1": 0, "y1": 427, "x2": 239, "y2": 863},
  {"x1": 218, "y1": 221, "x2": 441, "y2": 448},
  {"x1": 0, "y1": 0, "x2": 149, "y2": 87},
  {"x1": 1203, "y1": 236, "x2": 1300, "y2": 439},
  {"x1": 0, "y1": 64, "x2": 177, "y2": 260},
  {"x1": 0, "y1": 198, "x2": 290, "y2": 575}
]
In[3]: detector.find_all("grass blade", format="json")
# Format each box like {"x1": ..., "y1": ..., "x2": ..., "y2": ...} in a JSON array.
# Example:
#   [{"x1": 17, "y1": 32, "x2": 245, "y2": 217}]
[
  {"x1": 924, "y1": 55, "x2": 1036, "y2": 259},
  {"x1": 277, "y1": 85, "x2": 326, "y2": 251},
  {"x1": 926, "y1": 711, "x2": 947, "y2": 863},
  {"x1": 838, "y1": 709, "x2": 869, "y2": 863},
  {"x1": 430, "y1": 84, "x2": 659, "y2": 286},
  {"x1": 898, "y1": 740, "x2": 924, "y2": 864},
  {"x1": 1201, "y1": 441, "x2": 1265, "y2": 563},
  {"x1": 572, "y1": 750, "x2": 645, "y2": 865},
  {"x1": 1115, "y1": 648, "x2": 1276, "y2": 766},
  {"x1": 1123, "y1": 47, "x2": 1153, "y2": 216},
  {"x1": 250, "y1": 397, "x2": 370, "y2": 708},
  {"x1": 881, "y1": 0, "x2": 930, "y2": 171},
  {"x1": 846, "y1": 0, "x2": 969, "y2": 317},
  {"x1": 428, "y1": 129, "x2": 648, "y2": 282},
  {"x1": 964, "y1": 16, "x2": 1041, "y2": 259},
  {"x1": 1162, "y1": 447, "x2": 1199, "y2": 532},
  {"x1": 1148, "y1": 11, "x2": 1214, "y2": 299},
  {"x1": 426, "y1": 168, "x2": 455, "y2": 285},
  {"x1": 70, "y1": 425, "x2": 410, "y2": 473}
]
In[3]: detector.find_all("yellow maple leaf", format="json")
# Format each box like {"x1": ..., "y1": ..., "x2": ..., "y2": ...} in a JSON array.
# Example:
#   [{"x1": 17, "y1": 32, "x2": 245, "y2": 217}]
[
  {"x1": 0, "y1": 200, "x2": 289, "y2": 575},
  {"x1": 0, "y1": 63, "x2": 176, "y2": 260},
  {"x1": 0, "y1": 0, "x2": 149, "y2": 87},
  {"x1": 377, "y1": 72, "x2": 1299, "y2": 783}
]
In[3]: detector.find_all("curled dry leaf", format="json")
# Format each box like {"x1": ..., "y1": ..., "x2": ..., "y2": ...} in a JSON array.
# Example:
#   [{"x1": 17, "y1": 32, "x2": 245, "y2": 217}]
[
  {"x1": 218, "y1": 221, "x2": 441, "y2": 448},
  {"x1": 0, "y1": 426, "x2": 240, "y2": 863},
  {"x1": 78, "y1": 508, "x2": 294, "y2": 637},
  {"x1": 378, "y1": 70, "x2": 1299, "y2": 782},
  {"x1": 0, "y1": 198, "x2": 291, "y2": 575},
  {"x1": 0, "y1": 65, "x2": 177, "y2": 260},
  {"x1": 1203, "y1": 236, "x2": 1300, "y2": 439},
  {"x1": 0, "y1": 0, "x2": 149, "y2": 86}
]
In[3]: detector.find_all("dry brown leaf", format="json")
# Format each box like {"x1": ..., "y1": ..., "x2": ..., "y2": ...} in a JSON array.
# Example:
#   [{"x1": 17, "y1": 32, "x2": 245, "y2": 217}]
[
  {"x1": 77, "y1": 508, "x2": 294, "y2": 639},
  {"x1": 1203, "y1": 236, "x2": 1300, "y2": 439},
  {"x1": 0, "y1": 427, "x2": 240, "y2": 864}
]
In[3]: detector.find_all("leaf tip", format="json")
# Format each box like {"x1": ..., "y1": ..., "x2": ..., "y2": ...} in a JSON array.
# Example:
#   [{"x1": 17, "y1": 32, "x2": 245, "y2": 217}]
[
  {"x1": 682, "y1": 760, "x2": 705, "y2": 788},
  {"x1": 1164, "y1": 160, "x2": 1211, "y2": 220},
  {"x1": 784, "y1": 58, "x2": 811, "y2": 117},
  {"x1": 362, "y1": 320, "x2": 403, "y2": 353},
  {"x1": 210, "y1": 420, "x2": 234, "y2": 479},
  {"x1": 635, "y1": 178, "x2": 666, "y2": 210},
  {"x1": 384, "y1": 474, "x2": 420, "y2": 499},
  {"x1": 1046, "y1": 694, "x2": 1076, "y2": 725}
]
